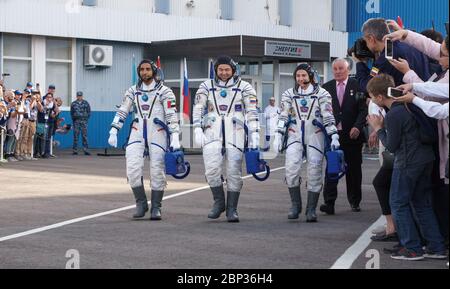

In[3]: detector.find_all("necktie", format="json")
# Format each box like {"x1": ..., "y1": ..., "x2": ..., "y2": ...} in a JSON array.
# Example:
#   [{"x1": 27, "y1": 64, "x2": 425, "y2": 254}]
[{"x1": 337, "y1": 81, "x2": 345, "y2": 107}]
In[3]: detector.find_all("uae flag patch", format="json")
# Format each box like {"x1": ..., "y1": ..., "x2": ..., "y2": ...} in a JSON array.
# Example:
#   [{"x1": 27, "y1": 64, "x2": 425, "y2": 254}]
[{"x1": 167, "y1": 100, "x2": 176, "y2": 108}]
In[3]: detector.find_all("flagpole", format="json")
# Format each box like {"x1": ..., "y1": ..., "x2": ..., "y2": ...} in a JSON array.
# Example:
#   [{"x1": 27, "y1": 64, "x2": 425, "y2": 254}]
[{"x1": 182, "y1": 57, "x2": 190, "y2": 124}]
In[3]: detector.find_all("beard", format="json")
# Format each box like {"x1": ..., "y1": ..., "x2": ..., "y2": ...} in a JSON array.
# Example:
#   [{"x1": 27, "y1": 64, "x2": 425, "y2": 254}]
[{"x1": 141, "y1": 75, "x2": 153, "y2": 82}]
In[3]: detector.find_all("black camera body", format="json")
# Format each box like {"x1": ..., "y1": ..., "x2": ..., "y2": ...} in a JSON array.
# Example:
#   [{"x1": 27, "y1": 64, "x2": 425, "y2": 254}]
[
  {"x1": 348, "y1": 38, "x2": 375, "y2": 60},
  {"x1": 355, "y1": 91, "x2": 368, "y2": 102}
]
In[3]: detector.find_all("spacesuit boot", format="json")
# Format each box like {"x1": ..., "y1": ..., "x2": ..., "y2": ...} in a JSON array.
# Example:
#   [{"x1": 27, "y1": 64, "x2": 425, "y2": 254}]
[
  {"x1": 288, "y1": 186, "x2": 302, "y2": 220},
  {"x1": 226, "y1": 191, "x2": 240, "y2": 223},
  {"x1": 132, "y1": 186, "x2": 149, "y2": 219},
  {"x1": 208, "y1": 186, "x2": 226, "y2": 219},
  {"x1": 306, "y1": 191, "x2": 320, "y2": 223},
  {"x1": 150, "y1": 190, "x2": 164, "y2": 221}
]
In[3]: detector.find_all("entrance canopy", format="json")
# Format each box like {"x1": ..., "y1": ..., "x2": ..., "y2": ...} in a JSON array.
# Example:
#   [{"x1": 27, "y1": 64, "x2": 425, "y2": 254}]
[{"x1": 148, "y1": 35, "x2": 330, "y2": 62}]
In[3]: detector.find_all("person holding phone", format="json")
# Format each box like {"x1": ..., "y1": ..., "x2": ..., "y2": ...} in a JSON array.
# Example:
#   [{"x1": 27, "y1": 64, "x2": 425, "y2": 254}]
[
  {"x1": 366, "y1": 74, "x2": 446, "y2": 261},
  {"x1": 353, "y1": 18, "x2": 431, "y2": 93},
  {"x1": 384, "y1": 29, "x2": 449, "y2": 244},
  {"x1": 384, "y1": 30, "x2": 448, "y2": 85}
]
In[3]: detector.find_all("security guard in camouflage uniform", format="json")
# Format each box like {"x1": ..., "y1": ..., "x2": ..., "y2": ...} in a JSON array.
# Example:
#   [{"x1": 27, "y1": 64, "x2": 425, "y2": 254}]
[{"x1": 70, "y1": 91, "x2": 91, "y2": 155}]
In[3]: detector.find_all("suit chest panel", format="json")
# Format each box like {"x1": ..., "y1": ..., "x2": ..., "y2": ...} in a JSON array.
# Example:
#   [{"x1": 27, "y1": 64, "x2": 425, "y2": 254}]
[
  {"x1": 293, "y1": 96, "x2": 319, "y2": 121},
  {"x1": 207, "y1": 87, "x2": 243, "y2": 116},
  {"x1": 135, "y1": 91, "x2": 159, "y2": 118}
]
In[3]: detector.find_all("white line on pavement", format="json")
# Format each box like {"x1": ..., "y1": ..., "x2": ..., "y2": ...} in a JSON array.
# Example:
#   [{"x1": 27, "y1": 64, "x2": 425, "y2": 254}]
[
  {"x1": 0, "y1": 166, "x2": 286, "y2": 243},
  {"x1": 330, "y1": 215, "x2": 385, "y2": 269}
]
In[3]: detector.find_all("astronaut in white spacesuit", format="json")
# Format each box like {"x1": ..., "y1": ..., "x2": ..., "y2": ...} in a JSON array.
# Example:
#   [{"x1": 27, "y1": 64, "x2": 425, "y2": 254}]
[
  {"x1": 108, "y1": 59, "x2": 180, "y2": 221},
  {"x1": 273, "y1": 63, "x2": 340, "y2": 222},
  {"x1": 193, "y1": 55, "x2": 260, "y2": 222}
]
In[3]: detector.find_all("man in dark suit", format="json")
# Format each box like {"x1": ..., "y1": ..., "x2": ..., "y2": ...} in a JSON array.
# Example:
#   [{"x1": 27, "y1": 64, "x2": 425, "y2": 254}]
[{"x1": 320, "y1": 58, "x2": 368, "y2": 214}]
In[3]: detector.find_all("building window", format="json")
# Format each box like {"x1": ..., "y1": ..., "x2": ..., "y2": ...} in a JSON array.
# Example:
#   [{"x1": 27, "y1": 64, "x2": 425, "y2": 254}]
[
  {"x1": 279, "y1": 63, "x2": 297, "y2": 74},
  {"x1": 262, "y1": 83, "x2": 274, "y2": 110},
  {"x1": 311, "y1": 62, "x2": 325, "y2": 85},
  {"x1": 82, "y1": 0, "x2": 97, "y2": 6},
  {"x1": 161, "y1": 59, "x2": 180, "y2": 80},
  {"x1": 262, "y1": 63, "x2": 274, "y2": 81},
  {"x1": 220, "y1": 0, "x2": 234, "y2": 20},
  {"x1": 2, "y1": 34, "x2": 32, "y2": 91},
  {"x1": 46, "y1": 37, "x2": 73, "y2": 105},
  {"x1": 187, "y1": 59, "x2": 208, "y2": 79},
  {"x1": 155, "y1": 0, "x2": 170, "y2": 14},
  {"x1": 261, "y1": 63, "x2": 275, "y2": 110},
  {"x1": 246, "y1": 63, "x2": 259, "y2": 76},
  {"x1": 278, "y1": 0, "x2": 292, "y2": 27},
  {"x1": 163, "y1": 58, "x2": 210, "y2": 124}
]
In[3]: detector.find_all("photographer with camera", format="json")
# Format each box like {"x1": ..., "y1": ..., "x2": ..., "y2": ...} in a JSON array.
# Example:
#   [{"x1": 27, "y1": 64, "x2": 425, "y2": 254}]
[
  {"x1": 352, "y1": 18, "x2": 431, "y2": 92},
  {"x1": 35, "y1": 93, "x2": 57, "y2": 159},
  {"x1": 320, "y1": 58, "x2": 368, "y2": 214},
  {"x1": 16, "y1": 89, "x2": 39, "y2": 161},
  {"x1": 4, "y1": 90, "x2": 21, "y2": 162}
]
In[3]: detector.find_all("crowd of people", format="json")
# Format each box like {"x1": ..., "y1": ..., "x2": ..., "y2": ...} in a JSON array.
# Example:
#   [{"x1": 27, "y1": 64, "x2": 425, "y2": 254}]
[
  {"x1": 0, "y1": 82, "x2": 90, "y2": 162},
  {"x1": 1, "y1": 16, "x2": 448, "y2": 265},
  {"x1": 103, "y1": 17, "x2": 448, "y2": 264},
  {"x1": 353, "y1": 18, "x2": 449, "y2": 262}
]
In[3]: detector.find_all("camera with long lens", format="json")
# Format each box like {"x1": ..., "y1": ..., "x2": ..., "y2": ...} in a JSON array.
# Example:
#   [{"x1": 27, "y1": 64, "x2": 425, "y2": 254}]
[{"x1": 348, "y1": 38, "x2": 375, "y2": 60}]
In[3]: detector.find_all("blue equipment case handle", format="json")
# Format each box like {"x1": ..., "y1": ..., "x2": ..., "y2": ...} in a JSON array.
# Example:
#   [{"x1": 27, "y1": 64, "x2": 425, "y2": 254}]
[
  {"x1": 232, "y1": 118, "x2": 270, "y2": 182},
  {"x1": 153, "y1": 118, "x2": 191, "y2": 179},
  {"x1": 312, "y1": 119, "x2": 347, "y2": 181}
]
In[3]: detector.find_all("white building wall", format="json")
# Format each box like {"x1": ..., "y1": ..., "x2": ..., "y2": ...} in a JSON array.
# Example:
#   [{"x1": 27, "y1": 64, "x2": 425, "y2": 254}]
[
  {"x1": 96, "y1": 0, "x2": 153, "y2": 12},
  {"x1": 171, "y1": 0, "x2": 221, "y2": 18},
  {"x1": 292, "y1": 0, "x2": 333, "y2": 30},
  {"x1": 0, "y1": 0, "x2": 348, "y2": 58},
  {"x1": 233, "y1": 0, "x2": 280, "y2": 25}
]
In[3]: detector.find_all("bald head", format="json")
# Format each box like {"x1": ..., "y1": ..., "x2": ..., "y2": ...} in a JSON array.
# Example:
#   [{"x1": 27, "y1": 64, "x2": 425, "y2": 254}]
[{"x1": 332, "y1": 58, "x2": 350, "y2": 82}]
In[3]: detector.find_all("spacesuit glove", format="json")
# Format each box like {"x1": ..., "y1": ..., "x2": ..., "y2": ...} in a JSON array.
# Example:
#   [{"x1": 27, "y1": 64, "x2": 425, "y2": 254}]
[
  {"x1": 250, "y1": 132, "x2": 260, "y2": 149},
  {"x1": 194, "y1": 127, "x2": 206, "y2": 147},
  {"x1": 108, "y1": 128, "x2": 118, "y2": 148},
  {"x1": 273, "y1": 133, "x2": 283, "y2": 153},
  {"x1": 331, "y1": 134, "x2": 340, "y2": 151},
  {"x1": 170, "y1": 132, "x2": 181, "y2": 151}
]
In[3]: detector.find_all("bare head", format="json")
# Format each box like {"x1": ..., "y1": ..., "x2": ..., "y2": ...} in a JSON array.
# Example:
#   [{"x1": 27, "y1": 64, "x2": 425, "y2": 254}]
[
  {"x1": 332, "y1": 58, "x2": 351, "y2": 82},
  {"x1": 362, "y1": 18, "x2": 390, "y2": 54}
]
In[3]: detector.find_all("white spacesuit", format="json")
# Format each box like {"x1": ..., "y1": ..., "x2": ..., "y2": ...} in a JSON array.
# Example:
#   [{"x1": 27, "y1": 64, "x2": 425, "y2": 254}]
[
  {"x1": 273, "y1": 63, "x2": 340, "y2": 222},
  {"x1": 108, "y1": 59, "x2": 180, "y2": 220},
  {"x1": 193, "y1": 56, "x2": 260, "y2": 222}
]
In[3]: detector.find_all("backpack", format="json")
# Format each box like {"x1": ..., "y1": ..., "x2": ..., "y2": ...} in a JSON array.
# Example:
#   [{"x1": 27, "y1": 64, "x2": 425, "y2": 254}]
[{"x1": 404, "y1": 103, "x2": 438, "y2": 145}]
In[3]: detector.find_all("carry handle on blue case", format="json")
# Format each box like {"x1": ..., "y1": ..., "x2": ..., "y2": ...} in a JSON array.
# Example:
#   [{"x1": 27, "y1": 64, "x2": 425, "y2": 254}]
[
  {"x1": 232, "y1": 117, "x2": 270, "y2": 182},
  {"x1": 153, "y1": 118, "x2": 191, "y2": 179},
  {"x1": 312, "y1": 119, "x2": 347, "y2": 182}
]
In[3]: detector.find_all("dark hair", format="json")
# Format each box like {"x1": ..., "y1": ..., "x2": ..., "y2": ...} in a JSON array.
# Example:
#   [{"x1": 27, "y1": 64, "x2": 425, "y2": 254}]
[
  {"x1": 362, "y1": 18, "x2": 390, "y2": 41},
  {"x1": 366, "y1": 74, "x2": 395, "y2": 97},
  {"x1": 421, "y1": 29, "x2": 444, "y2": 43},
  {"x1": 45, "y1": 93, "x2": 54, "y2": 98}
]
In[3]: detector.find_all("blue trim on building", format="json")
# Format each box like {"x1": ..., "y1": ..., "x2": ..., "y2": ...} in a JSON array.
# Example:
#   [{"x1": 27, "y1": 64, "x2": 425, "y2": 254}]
[
  {"x1": 347, "y1": 0, "x2": 449, "y2": 46},
  {"x1": 55, "y1": 111, "x2": 132, "y2": 149}
]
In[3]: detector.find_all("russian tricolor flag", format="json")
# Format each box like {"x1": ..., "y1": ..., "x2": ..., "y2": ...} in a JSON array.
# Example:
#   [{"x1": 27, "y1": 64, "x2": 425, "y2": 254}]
[{"x1": 183, "y1": 58, "x2": 190, "y2": 120}]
